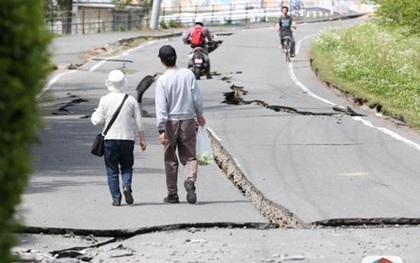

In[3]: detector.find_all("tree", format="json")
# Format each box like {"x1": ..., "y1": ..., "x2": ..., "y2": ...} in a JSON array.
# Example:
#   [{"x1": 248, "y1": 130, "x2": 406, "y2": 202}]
[
  {"x1": 0, "y1": 0, "x2": 51, "y2": 262},
  {"x1": 58, "y1": 0, "x2": 73, "y2": 34},
  {"x1": 43, "y1": 0, "x2": 57, "y2": 13},
  {"x1": 372, "y1": 0, "x2": 420, "y2": 34},
  {"x1": 43, "y1": 0, "x2": 72, "y2": 34},
  {"x1": 113, "y1": 0, "x2": 134, "y2": 10}
]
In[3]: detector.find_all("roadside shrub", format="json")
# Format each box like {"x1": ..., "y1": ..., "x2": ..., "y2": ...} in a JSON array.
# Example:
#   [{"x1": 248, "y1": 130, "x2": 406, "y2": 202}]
[
  {"x1": 311, "y1": 22, "x2": 420, "y2": 128},
  {"x1": 169, "y1": 19, "x2": 179, "y2": 28},
  {"x1": 0, "y1": 0, "x2": 51, "y2": 262},
  {"x1": 372, "y1": 0, "x2": 420, "y2": 34},
  {"x1": 159, "y1": 20, "x2": 168, "y2": 29}
]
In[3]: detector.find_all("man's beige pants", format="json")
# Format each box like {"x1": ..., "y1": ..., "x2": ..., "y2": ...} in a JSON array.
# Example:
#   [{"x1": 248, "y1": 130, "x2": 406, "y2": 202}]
[{"x1": 163, "y1": 119, "x2": 198, "y2": 195}]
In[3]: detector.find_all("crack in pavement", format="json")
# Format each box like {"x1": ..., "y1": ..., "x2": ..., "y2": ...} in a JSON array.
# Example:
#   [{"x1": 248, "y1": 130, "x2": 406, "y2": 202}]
[
  {"x1": 23, "y1": 222, "x2": 276, "y2": 239},
  {"x1": 56, "y1": 98, "x2": 89, "y2": 114},
  {"x1": 314, "y1": 217, "x2": 420, "y2": 227},
  {"x1": 222, "y1": 84, "x2": 364, "y2": 117},
  {"x1": 209, "y1": 129, "x2": 308, "y2": 229},
  {"x1": 20, "y1": 223, "x2": 277, "y2": 261},
  {"x1": 215, "y1": 83, "x2": 420, "y2": 229},
  {"x1": 27, "y1": 70, "x2": 417, "y2": 261}
]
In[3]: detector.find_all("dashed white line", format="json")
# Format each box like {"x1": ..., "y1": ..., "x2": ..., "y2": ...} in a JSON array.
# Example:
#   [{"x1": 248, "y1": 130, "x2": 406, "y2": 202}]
[{"x1": 289, "y1": 35, "x2": 420, "y2": 152}]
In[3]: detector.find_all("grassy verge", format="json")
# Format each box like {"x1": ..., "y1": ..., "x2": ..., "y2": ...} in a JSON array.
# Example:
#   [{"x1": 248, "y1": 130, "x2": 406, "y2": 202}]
[{"x1": 311, "y1": 21, "x2": 420, "y2": 130}]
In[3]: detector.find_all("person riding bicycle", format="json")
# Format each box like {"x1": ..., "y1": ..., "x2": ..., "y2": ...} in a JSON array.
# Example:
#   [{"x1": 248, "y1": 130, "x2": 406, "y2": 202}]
[
  {"x1": 277, "y1": 6, "x2": 297, "y2": 57},
  {"x1": 183, "y1": 15, "x2": 213, "y2": 77}
]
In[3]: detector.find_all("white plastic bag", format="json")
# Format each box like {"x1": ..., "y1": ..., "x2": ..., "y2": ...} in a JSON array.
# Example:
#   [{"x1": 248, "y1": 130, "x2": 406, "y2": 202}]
[{"x1": 196, "y1": 126, "x2": 214, "y2": 166}]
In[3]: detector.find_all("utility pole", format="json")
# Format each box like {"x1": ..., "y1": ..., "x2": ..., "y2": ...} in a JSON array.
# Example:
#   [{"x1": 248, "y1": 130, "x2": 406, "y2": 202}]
[
  {"x1": 74, "y1": 0, "x2": 79, "y2": 34},
  {"x1": 149, "y1": 0, "x2": 162, "y2": 30}
]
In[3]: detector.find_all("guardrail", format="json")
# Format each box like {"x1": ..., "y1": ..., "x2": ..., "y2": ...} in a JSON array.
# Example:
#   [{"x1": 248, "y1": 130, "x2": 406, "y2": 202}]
[
  {"x1": 159, "y1": 1, "x2": 376, "y2": 27},
  {"x1": 45, "y1": 0, "x2": 376, "y2": 35}
]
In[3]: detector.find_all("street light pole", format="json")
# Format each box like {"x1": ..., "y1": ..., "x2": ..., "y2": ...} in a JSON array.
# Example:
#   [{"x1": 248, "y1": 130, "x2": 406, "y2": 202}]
[{"x1": 74, "y1": 0, "x2": 79, "y2": 34}]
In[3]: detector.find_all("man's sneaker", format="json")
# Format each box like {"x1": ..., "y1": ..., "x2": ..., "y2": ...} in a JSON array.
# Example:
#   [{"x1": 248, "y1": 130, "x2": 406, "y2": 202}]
[
  {"x1": 112, "y1": 201, "x2": 121, "y2": 207},
  {"x1": 291, "y1": 54, "x2": 296, "y2": 58},
  {"x1": 163, "y1": 194, "x2": 179, "y2": 204},
  {"x1": 184, "y1": 180, "x2": 197, "y2": 204},
  {"x1": 123, "y1": 187, "x2": 134, "y2": 205}
]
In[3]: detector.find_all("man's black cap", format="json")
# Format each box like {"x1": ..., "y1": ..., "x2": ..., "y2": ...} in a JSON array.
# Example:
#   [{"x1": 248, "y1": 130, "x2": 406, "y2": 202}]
[{"x1": 158, "y1": 45, "x2": 177, "y2": 63}]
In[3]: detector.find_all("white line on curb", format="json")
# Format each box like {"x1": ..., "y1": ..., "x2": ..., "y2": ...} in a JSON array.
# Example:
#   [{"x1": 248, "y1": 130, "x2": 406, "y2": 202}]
[
  {"x1": 290, "y1": 35, "x2": 420, "y2": 152},
  {"x1": 38, "y1": 70, "x2": 76, "y2": 99},
  {"x1": 353, "y1": 117, "x2": 420, "y2": 151}
]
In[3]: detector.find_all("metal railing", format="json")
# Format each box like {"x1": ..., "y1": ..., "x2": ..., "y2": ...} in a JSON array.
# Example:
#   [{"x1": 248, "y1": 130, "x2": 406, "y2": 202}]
[
  {"x1": 159, "y1": 0, "x2": 376, "y2": 27},
  {"x1": 45, "y1": 8, "x2": 150, "y2": 35},
  {"x1": 45, "y1": 0, "x2": 376, "y2": 35}
]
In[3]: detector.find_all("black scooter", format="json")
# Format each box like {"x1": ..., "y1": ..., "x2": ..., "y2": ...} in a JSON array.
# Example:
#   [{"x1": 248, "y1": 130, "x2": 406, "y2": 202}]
[{"x1": 184, "y1": 36, "x2": 223, "y2": 80}]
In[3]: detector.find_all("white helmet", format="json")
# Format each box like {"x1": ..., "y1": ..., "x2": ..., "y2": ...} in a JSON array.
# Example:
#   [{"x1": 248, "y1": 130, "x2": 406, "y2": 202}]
[{"x1": 194, "y1": 15, "x2": 205, "y2": 24}]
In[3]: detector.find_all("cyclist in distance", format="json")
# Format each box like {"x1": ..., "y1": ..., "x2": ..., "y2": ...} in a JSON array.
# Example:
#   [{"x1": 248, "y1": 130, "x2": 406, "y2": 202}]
[{"x1": 277, "y1": 6, "x2": 297, "y2": 57}]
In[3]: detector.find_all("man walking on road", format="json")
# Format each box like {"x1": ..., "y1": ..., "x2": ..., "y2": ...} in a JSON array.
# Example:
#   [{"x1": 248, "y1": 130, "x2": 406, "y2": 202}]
[{"x1": 155, "y1": 45, "x2": 206, "y2": 204}]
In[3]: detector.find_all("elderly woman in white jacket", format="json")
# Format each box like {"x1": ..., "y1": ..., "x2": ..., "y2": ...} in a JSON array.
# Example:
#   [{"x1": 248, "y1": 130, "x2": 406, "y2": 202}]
[{"x1": 91, "y1": 70, "x2": 147, "y2": 206}]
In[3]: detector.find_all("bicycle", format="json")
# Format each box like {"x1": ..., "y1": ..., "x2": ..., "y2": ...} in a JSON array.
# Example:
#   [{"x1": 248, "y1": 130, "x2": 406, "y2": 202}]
[{"x1": 281, "y1": 36, "x2": 292, "y2": 62}]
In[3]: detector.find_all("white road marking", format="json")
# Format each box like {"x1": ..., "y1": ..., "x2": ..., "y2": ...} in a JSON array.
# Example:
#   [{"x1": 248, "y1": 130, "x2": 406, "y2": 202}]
[
  {"x1": 353, "y1": 117, "x2": 420, "y2": 151},
  {"x1": 289, "y1": 35, "x2": 420, "y2": 152},
  {"x1": 38, "y1": 70, "x2": 76, "y2": 98},
  {"x1": 339, "y1": 172, "x2": 368, "y2": 176}
]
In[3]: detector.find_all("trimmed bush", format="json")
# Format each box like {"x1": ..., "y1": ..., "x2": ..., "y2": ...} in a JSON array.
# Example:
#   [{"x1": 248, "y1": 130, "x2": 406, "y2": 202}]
[
  {"x1": 0, "y1": 0, "x2": 51, "y2": 262},
  {"x1": 311, "y1": 22, "x2": 420, "y2": 128},
  {"x1": 372, "y1": 0, "x2": 420, "y2": 34}
]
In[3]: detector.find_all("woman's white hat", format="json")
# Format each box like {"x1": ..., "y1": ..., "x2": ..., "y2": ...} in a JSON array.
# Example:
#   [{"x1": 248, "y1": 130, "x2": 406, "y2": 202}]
[{"x1": 106, "y1": 70, "x2": 127, "y2": 92}]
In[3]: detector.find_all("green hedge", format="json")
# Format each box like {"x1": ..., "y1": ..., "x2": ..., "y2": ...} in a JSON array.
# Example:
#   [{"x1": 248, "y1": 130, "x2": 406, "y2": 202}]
[
  {"x1": 0, "y1": 1, "x2": 51, "y2": 262},
  {"x1": 311, "y1": 22, "x2": 420, "y2": 128},
  {"x1": 372, "y1": 0, "x2": 420, "y2": 34}
]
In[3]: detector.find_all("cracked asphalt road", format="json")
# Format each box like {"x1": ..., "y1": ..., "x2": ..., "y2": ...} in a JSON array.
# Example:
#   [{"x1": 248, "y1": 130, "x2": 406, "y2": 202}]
[{"x1": 16, "y1": 17, "x2": 420, "y2": 262}]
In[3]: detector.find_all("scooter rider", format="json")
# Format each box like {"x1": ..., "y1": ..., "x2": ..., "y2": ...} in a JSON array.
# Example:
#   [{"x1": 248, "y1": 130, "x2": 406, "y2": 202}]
[
  {"x1": 277, "y1": 6, "x2": 297, "y2": 57},
  {"x1": 183, "y1": 15, "x2": 213, "y2": 78}
]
